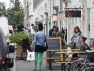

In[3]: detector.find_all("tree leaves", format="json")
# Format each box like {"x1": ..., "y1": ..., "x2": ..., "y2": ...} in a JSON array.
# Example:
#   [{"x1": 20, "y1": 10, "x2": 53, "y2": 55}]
[
  {"x1": 7, "y1": 0, "x2": 24, "y2": 27},
  {"x1": 9, "y1": 32, "x2": 29, "y2": 46},
  {"x1": 0, "y1": 2, "x2": 7, "y2": 16}
]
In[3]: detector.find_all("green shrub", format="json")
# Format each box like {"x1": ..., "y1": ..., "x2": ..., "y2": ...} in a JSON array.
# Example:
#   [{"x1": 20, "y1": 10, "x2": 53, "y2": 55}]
[{"x1": 9, "y1": 32, "x2": 32, "y2": 46}]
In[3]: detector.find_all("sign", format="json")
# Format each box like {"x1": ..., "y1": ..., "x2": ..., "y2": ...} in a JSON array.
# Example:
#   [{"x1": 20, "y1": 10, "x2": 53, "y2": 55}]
[
  {"x1": 87, "y1": 0, "x2": 94, "y2": 8},
  {"x1": 65, "y1": 10, "x2": 81, "y2": 17},
  {"x1": 47, "y1": 37, "x2": 61, "y2": 50}
]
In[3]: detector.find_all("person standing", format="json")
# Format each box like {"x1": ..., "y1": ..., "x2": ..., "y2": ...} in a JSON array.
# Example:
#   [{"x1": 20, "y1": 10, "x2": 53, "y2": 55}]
[
  {"x1": 32, "y1": 23, "x2": 46, "y2": 71},
  {"x1": 71, "y1": 26, "x2": 82, "y2": 59},
  {"x1": 71, "y1": 26, "x2": 82, "y2": 48}
]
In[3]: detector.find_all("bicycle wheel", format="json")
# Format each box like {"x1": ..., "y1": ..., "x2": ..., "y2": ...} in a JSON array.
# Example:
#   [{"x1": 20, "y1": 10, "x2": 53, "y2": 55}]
[
  {"x1": 68, "y1": 61, "x2": 81, "y2": 71},
  {"x1": 82, "y1": 67, "x2": 94, "y2": 71}
]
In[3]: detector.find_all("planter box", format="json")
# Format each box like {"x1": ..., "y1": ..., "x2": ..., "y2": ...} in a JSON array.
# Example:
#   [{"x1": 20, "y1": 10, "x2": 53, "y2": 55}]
[{"x1": 16, "y1": 46, "x2": 22, "y2": 59}]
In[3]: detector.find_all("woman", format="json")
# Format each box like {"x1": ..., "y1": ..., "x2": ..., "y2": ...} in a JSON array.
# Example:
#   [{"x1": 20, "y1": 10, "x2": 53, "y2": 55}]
[
  {"x1": 71, "y1": 26, "x2": 82, "y2": 60},
  {"x1": 32, "y1": 23, "x2": 46, "y2": 71},
  {"x1": 71, "y1": 26, "x2": 82, "y2": 49}
]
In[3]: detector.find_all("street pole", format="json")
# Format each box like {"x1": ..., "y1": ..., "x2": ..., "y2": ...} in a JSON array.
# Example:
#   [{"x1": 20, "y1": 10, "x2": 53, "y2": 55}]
[{"x1": 44, "y1": 12, "x2": 48, "y2": 36}]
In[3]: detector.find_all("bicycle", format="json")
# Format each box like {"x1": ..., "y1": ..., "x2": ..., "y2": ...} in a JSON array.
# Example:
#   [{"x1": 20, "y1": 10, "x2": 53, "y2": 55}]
[{"x1": 68, "y1": 50, "x2": 94, "y2": 71}]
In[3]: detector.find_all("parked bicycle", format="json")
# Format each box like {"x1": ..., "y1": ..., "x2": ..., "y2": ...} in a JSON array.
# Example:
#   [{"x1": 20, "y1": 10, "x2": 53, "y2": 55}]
[{"x1": 68, "y1": 50, "x2": 94, "y2": 71}]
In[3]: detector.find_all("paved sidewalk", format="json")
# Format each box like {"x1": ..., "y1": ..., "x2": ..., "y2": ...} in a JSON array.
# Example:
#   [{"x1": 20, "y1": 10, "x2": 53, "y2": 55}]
[
  {"x1": 16, "y1": 60, "x2": 61, "y2": 71},
  {"x1": 16, "y1": 52, "x2": 61, "y2": 71}
]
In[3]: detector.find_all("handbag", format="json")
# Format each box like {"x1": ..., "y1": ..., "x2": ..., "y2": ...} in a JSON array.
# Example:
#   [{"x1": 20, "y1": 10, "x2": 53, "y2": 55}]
[
  {"x1": 27, "y1": 50, "x2": 35, "y2": 61},
  {"x1": 43, "y1": 35, "x2": 48, "y2": 51}
]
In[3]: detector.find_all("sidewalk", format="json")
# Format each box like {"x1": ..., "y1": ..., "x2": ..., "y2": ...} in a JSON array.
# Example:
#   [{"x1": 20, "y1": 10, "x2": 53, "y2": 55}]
[
  {"x1": 16, "y1": 60, "x2": 61, "y2": 71},
  {"x1": 16, "y1": 52, "x2": 61, "y2": 71}
]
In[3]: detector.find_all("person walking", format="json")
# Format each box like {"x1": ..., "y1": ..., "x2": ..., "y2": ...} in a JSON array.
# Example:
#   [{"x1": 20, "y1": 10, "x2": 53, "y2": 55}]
[{"x1": 32, "y1": 23, "x2": 46, "y2": 71}]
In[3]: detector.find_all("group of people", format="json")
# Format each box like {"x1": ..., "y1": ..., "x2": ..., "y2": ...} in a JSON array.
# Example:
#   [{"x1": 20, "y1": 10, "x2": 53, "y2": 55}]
[
  {"x1": 31, "y1": 22, "x2": 91, "y2": 71},
  {"x1": 49, "y1": 26, "x2": 67, "y2": 41},
  {"x1": 71, "y1": 26, "x2": 90, "y2": 51}
]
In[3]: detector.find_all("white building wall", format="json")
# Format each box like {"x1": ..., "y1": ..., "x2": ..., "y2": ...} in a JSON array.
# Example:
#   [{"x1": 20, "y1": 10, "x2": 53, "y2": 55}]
[
  {"x1": 90, "y1": 9, "x2": 94, "y2": 38},
  {"x1": 0, "y1": 16, "x2": 9, "y2": 36},
  {"x1": 24, "y1": 0, "x2": 91, "y2": 44},
  {"x1": 65, "y1": 0, "x2": 89, "y2": 43}
]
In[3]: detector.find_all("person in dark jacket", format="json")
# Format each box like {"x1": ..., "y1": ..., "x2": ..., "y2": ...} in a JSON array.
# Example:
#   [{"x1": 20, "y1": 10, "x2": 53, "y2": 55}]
[
  {"x1": 49, "y1": 26, "x2": 56, "y2": 37},
  {"x1": 80, "y1": 36, "x2": 90, "y2": 51}
]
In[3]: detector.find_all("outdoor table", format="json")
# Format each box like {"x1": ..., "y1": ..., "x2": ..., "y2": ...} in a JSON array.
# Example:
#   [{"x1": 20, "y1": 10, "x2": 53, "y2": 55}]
[
  {"x1": 55, "y1": 50, "x2": 85, "y2": 71},
  {"x1": 46, "y1": 50, "x2": 61, "y2": 70}
]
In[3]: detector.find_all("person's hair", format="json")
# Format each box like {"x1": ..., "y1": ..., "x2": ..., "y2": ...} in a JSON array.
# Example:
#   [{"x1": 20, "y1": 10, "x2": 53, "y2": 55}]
[
  {"x1": 74, "y1": 26, "x2": 81, "y2": 33},
  {"x1": 82, "y1": 36, "x2": 87, "y2": 42},
  {"x1": 53, "y1": 26, "x2": 56, "y2": 28},
  {"x1": 38, "y1": 23, "x2": 43, "y2": 31}
]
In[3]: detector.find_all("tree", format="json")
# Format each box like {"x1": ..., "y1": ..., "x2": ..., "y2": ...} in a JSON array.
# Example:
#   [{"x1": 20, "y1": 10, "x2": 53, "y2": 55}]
[
  {"x1": 0, "y1": 2, "x2": 7, "y2": 16},
  {"x1": 7, "y1": 0, "x2": 24, "y2": 29}
]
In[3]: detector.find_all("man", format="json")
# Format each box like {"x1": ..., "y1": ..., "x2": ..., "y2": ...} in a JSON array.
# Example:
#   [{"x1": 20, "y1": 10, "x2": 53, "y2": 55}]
[{"x1": 49, "y1": 26, "x2": 56, "y2": 37}]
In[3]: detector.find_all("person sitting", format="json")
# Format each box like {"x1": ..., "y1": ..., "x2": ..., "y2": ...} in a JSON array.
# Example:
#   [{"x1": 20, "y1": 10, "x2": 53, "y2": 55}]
[
  {"x1": 80, "y1": 36, "x2": 91, "y2": 51},
  {"x1": 49, "y1": 26, "x2": 56, "y2": 37},
  {"x1": 52, "y1": 26, "x2": 61, "y2": 37}
]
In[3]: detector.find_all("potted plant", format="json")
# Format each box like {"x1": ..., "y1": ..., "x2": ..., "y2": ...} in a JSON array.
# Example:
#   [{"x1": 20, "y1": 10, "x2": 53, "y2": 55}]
[
  {"x1": 9, "y1": 32, "x2": 32, "y2": 59},
  {"x1": 9, "y1": 32, "x2": 31, "y2": 46}
]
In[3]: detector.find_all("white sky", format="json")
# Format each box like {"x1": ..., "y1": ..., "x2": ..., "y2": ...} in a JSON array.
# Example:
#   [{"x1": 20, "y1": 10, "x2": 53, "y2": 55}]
[{"x1": 0, "y1": 0, "x2": 23, "y2": 9}]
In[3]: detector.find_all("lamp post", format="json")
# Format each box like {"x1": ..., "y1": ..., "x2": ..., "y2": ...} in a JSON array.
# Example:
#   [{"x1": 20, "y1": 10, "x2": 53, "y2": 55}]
[
  {"x1": 44, "y1": 12, "x2": 48, "y2": 36},
  {"x1": 53, "y1": 6, "x2": 59, "y2": 26}
]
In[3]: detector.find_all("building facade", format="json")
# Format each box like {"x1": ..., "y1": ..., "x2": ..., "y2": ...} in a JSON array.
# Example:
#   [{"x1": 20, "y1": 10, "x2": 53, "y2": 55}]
[{"x1": 24, "y1": 0, "x2": 94, "y2": 44}]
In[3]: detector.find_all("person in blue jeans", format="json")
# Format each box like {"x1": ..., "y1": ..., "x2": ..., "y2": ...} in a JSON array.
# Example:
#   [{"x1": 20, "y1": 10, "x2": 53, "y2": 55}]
[{"x1": 32, "y1": 23, "x2": 46, "y2": 71}]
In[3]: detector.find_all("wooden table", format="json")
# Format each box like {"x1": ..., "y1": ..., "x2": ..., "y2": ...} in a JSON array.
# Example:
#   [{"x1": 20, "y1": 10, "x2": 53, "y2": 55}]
[
  {"x1": 55, "y1": 50, "x2": 85, "y2": 71},
  {"x1": 56, "y1": 51, "x2": 85, "y2": 54},
  {"x1": 46, "y1": 49, "x2": 86, "y2": 70}
]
